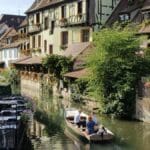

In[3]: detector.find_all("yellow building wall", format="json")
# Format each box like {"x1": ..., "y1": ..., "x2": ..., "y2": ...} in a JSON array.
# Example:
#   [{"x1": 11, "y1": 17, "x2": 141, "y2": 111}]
[{"x1": 28, "y1": 0, "x2": 92, "y2": 57}]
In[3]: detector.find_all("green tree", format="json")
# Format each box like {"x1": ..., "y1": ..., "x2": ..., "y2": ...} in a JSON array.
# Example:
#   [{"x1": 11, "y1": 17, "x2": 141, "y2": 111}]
[
  {"x1": 88, "y1": 27, "x2": 150, "y2": 119},
  {"x1": 42, "y1": 54, "x2": 73, "y2": 79}
]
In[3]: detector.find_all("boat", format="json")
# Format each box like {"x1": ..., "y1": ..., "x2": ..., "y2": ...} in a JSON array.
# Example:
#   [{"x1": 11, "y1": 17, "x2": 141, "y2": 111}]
[{"x1": 65, "y1": 108, "x2": 114, "y2": 142}]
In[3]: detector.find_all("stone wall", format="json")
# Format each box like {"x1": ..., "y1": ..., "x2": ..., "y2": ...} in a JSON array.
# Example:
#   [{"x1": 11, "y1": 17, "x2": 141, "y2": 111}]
[
  {"x1": 21, "y1": 78, "x2": 41, "y2": 99},
  {"x1": 136, "y1": 98, "x2": 150, "y2": 123}
]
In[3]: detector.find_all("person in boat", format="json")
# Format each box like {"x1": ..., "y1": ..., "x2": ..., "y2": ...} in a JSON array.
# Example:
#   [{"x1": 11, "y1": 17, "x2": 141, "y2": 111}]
[
  {"x1": 74, "y1": 110, "x2": 82, "y2": 128},
  {"x1": 86, "y1": 115, "x2": 96, "y2": 135},
  {"x1": 97, "y1": 125, "x2": 107, "y2": 138},
  {"x1": 91, "y1": 112, "x2": 98, "y2": 125}
]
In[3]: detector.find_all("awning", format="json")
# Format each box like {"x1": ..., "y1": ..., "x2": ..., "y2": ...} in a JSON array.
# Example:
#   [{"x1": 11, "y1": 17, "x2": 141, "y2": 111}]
[
  {"x1": 0, "y1": 61, "x2": 5, "y2": 65},
  {"x1": 64, "y1": 68, "x2": 88, "y2": 79},
  {"x1": 15, "y1": 57, "x2": 42, "y2": 65},
  {"x1": 62, "y1": 42, "x2": 91, "y2": 59}
]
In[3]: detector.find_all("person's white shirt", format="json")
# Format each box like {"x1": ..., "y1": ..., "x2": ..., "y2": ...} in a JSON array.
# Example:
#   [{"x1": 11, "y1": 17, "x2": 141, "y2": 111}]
[
  {"x1": 92, "y1": 114, "x2": 98, "y2": 124},
  {"x1": 74, "y1": 111, "x2": 80, "y2": 124}
]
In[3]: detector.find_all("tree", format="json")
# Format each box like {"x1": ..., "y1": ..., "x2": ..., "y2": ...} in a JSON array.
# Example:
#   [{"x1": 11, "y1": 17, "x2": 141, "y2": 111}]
[
  {"x1": 88, "y1": 27, "x2": 150, "y2": 119},
  {"x1": 42, "y1": 54, "x2": 73, "y2": 79}
]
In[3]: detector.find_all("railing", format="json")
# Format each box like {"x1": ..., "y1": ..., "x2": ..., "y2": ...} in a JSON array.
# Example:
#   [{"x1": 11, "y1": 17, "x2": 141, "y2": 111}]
[
  {"x1": 28, "y1": 24, "x2": 41, "y2": 33},
  {"x1": 55, "y1": 13, "x2": 87, "y2": 27}
]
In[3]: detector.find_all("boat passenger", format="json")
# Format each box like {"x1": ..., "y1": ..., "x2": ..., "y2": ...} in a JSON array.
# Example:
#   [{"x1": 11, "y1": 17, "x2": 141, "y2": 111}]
[
  {"x1": 74, "y1": 110, "x2": 82, "y2": 128},
  {"x1": 91, "y1": 112, "x2": 98, "y2": 125},
  {"x1": 97, "y1": 125, "x2": 107, "y2": 138},
  {"x1": 86, "y1": 116, "x2": 96, "y2": 134}
]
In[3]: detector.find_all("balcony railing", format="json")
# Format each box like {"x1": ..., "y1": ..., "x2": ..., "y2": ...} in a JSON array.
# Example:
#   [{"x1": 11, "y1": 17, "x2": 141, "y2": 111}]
[
  {"x1": 28, "y1": 24, "x2": 41, "y2": 34},
  {"x1": 55, "y1": 13, "x2": 87, "y2": 27}
]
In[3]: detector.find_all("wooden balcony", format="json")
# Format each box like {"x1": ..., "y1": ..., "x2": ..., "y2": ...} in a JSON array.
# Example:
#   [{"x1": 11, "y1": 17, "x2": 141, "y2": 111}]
[
  {"x1": 56, "y1": 14, "x2": 87, "y2": 27},
  {"x1": 28, "y1": 24, "x2": 41, "y2": 34}
]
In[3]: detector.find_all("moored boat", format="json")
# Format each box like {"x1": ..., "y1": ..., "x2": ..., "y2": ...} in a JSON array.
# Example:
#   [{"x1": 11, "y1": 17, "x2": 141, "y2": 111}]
[{"x1": 65, "y1": 108, "x2": 114, "y2": 142}]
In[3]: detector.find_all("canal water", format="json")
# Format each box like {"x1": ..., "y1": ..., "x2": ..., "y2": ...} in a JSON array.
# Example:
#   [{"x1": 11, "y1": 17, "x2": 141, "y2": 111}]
[{"x1": 26, "y1": 97, "x2": 150, "y2": 150}]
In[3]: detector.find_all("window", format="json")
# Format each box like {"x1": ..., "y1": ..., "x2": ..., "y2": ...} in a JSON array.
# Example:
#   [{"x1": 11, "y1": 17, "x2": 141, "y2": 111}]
[
  {"x1": 4, "y1": 50, "x2": 7, "y2": 58},
  {"x1": 32, "y1": 36, "x2": 35, "y2": 48},
  {"x1": 49, "y1": 45, "x2": 53, "y2": 54},
  {"x1": 44, "y1": 40, "x2": 47, "y2": 52},
  {"x1": 81, "y1": 29, "x2": 90, "y2": 42},
  {"x1": 38, "y1": 35, "x2": 41, "y2": 47},
  {"x1": 14, "y1": 49, "x2": 18, "y2": 58},
  {"x1": 24, "y1": 28, "x2": 26, "y2": 34},
  {"x1": 61, "y1": 5, "x2": 67, "y2": 18},
  {"x1": 119, "y1": 14, "x2": 130, "y2": 21},
  {"x1": 27, "y1": 43, "x2": 30, "y2": 50},
  {"x1": 6, "y1": 38, "x2": 12, "y2": 44},
  {"x1": 44, "y1": 17, "x2": 49, "y2": 30},
  {"x1": 61, "y1": 31, "x2": 68, "y2": 45},
  {"x1": 36, "y1": 13, "x2": 40, "y2": 24},
  {"x1": 78, "y1": 1, "x2": 82, "y2": 14},
  {"x1": 9, "y1": 50, "x2": 12, "y2": 58},
  {"x1": 50, "y1": 21, "x2": 55, "y2": 34},
  {"x1": 24, "y1": 44, "x2": 26, "y2": 50}
]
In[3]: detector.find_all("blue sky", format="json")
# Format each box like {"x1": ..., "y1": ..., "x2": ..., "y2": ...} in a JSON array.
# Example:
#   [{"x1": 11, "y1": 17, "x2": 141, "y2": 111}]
[{"x1": 0, "y1": 0, "x2": 34, "y2": 16}]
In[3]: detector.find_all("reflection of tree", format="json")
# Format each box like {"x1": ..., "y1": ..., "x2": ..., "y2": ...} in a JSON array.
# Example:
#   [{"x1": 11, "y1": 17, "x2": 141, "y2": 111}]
[{"x1": 34, "y1": 105, "x2": 63, "y2": 136}]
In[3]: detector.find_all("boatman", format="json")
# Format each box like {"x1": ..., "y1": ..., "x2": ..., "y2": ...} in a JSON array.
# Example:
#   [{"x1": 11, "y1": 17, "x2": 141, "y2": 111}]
[{"x1": 74, "y1": 110, "x2": 81, "y2": 128}]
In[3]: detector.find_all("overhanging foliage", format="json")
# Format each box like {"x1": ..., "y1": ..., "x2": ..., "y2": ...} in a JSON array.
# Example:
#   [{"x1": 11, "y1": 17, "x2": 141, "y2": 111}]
[{"x1": 88, "y1": 27, "x2": 150, "y2": 118}]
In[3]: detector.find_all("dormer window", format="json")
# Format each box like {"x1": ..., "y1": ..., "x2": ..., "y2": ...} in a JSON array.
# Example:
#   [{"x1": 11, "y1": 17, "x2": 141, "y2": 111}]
[{"x1": 119, "y1": 14, "x2": 130, "y2": 22}]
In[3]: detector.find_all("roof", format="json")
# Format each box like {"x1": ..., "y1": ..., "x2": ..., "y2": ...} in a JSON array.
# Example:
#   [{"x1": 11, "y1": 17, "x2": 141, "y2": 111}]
[
  {"x1": 105, "y1": 0, "x2": 128, "y2": 26},
  {"x1": 0, "y1": 28, "x2": 13, "y2": 41},
  {"x1": 1, "y1": 40, "x2": 28, "y2": 49},
  {"x1": 62, "y1": 42, "x2": 91, "y2": 59},
  {"x1": 120, "y1": 2, "x2": 143, "y2": 14},
  {"x1": 139, "y1": 24, "x2": 150, "y2": 34},
  {"x1": 141, "y1": 0, "x2": 150, "y2": 12},
  {"x1": 14, "y1": 57, "x2": 42, "y2": 65},
  {"x1": 9, "y1": 56, "x2": 31, "y2": 64},
  {"x1": 105, "y1": 0, "x2": 145, "y2": 26},
  {"x1": 64, "y1": 68, "x2": 88, "y2": 79},
  {"x1": 19, "y1": 18, "x2": 28, "y2": 28},
  {"x1": 0, "y1": 14, "x2": 25, "y2": 29},
  {"x1": 26, "y1": 0, "x2": 63, "y2": 14}
]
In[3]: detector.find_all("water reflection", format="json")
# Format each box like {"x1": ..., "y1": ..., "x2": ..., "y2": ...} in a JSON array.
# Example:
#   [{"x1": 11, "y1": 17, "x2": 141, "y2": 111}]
[{"x1": 25, "y1": 97, "x2": 150, "y2": 150}]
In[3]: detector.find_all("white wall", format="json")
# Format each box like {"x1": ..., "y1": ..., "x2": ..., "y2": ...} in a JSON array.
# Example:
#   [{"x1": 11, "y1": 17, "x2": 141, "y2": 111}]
[{"x1": 1, "y1": 47, "x2": 20, "y2": 68}]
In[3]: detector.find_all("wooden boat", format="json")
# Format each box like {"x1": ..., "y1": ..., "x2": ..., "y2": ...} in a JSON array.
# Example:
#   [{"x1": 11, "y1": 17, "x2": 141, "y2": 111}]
[{"x1": 65, "y1": 108, "x2": 114, "y2": 142}]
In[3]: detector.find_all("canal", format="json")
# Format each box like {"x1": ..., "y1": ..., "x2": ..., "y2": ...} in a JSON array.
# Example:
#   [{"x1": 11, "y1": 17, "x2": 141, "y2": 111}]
[{"x1": 26, "y1": 97, "x2": 150, "y2": 150}]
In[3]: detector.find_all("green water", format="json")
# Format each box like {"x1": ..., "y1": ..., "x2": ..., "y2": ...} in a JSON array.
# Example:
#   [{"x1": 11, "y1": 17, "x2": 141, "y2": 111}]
[{"x1": 27, "y1": 98, "x2": 150, "y2": 150}]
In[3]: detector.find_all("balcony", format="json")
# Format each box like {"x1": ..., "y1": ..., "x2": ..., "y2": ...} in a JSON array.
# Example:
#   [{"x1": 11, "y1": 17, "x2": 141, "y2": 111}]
[
  {"x1": 55, "y1": 14, "x2": 87, "y2": 27},
  {"x1": 28, "y1": 24, "x2": 41, "y2": 34},
  {"x1": 67, "y1": 13, "x2": 87, "y2": 25}
]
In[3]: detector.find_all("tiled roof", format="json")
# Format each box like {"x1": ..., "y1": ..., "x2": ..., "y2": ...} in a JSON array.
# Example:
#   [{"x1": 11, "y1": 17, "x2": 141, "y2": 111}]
[
  {"x1": 64, "y1": 68, "x2": 88, "y2": 79},
  {"x1": 2, "y1": 39, "x2": 29, "y2": 49},
  {"x1": 19, "y1": 18, "x2": 28, "y2": 28},
  {"x1": 139, "y1": 25, "x2": 150, "y2": 34},
  {"x1": 141, "y1": 0, "x2": 150, "y2": 11},
  {"x1": 0, "y1": 14, "x2": 25, "y2": 29},
  {"x1": 15, "y1": 57, "x2": 42, "y2": 65},
  {"x1": 0, "y1": 28, "x2": 13, "y2": 41},
  {"x1": 26, "y1": 0, "x2": 63, "y2": 14},
  {"x1": 10, "y1": 56, "x2": 31, "y2": 64},
  {"x1": 105, "y1": 0, "x2": 128, "y2": 26},
  {"x1": 62, "y1": 42, "x2": 91, "y2": 59}
]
